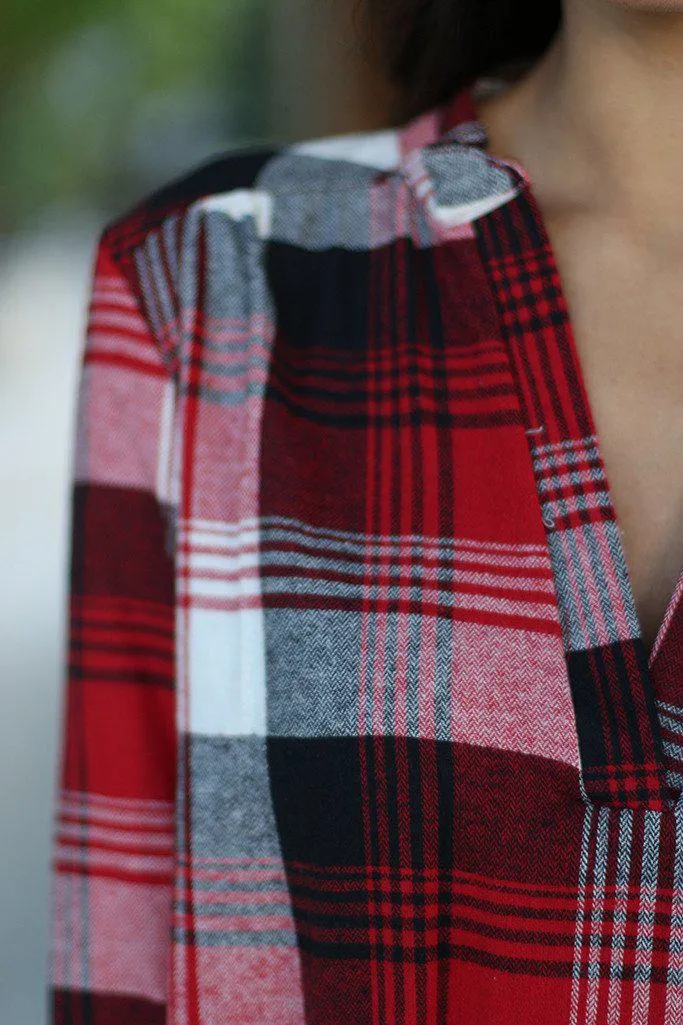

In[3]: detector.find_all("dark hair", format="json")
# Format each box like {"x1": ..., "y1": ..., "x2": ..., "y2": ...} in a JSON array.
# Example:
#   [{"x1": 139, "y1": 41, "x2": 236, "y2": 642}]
[{"x1": 356, "y1": 0, "x2": 563, "y2": 123}]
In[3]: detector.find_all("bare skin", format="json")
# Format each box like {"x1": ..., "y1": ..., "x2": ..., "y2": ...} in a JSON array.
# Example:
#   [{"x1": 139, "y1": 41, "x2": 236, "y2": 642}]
[{"x1": 473, "y1": 0, "x2": 683, "y2": 657}]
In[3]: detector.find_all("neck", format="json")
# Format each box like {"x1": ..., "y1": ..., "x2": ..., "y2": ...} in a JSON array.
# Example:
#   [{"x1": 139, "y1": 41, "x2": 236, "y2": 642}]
[{"x1": 477, "y1": 0, "x2": 683, "y2": 244}]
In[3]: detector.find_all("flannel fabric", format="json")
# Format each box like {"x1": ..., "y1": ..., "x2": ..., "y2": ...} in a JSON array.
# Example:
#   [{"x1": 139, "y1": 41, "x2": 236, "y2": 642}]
[{"x1": 49, "y1": 76, "x2": 683, "y2": 1025}]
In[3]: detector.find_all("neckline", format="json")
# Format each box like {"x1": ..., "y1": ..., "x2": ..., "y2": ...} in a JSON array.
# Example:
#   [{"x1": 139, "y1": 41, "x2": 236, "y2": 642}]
[{"x1": 442, "y1": 78, "x2": 683, "y2": 674}]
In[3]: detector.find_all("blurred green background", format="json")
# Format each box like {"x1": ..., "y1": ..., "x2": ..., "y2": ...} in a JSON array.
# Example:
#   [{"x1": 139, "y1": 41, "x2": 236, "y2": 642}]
[
  {"x1": 1, "y1": 0, "x2": 271, "y2": 234},
  {"x1": 1, "y1": 0, "x2": 394, "y2": 235},
  {"x1": 0, "y1": 4, "x2": 392, "y2": 1022}
]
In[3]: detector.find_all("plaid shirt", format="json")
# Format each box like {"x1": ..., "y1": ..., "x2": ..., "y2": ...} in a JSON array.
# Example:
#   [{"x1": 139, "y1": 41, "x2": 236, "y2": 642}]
[{"x1": 49, "y1": 78, "x2": 683, "y2": 1025}]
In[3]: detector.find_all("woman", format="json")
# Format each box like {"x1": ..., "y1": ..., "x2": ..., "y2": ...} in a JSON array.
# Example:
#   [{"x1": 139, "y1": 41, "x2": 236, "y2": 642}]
[{"x1": 49, "y1": 0, "x2": 683, "y2": 1021}]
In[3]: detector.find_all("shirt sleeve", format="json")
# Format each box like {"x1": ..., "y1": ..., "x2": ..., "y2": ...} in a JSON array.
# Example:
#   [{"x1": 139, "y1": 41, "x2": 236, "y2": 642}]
[{"x1": 48, "y1": 227, "x2": 177, "y2": 1025}]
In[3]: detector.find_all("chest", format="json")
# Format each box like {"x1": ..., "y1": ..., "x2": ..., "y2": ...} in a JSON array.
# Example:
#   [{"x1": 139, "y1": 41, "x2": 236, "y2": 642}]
[
  {"x1": 541, "y1": 213, "x2": 683, "y2": 655},
  {"x1": 173, "y1": 186, "x2": 682, "y2": 823}
]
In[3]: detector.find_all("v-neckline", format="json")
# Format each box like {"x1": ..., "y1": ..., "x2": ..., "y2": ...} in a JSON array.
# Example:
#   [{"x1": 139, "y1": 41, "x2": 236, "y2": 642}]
[
  {"x1": 463, "y1": 86, "x2": 683, "y2": 674},
  {"x1": 437, "y1": 80, "x2": 682, "y2": 807}
]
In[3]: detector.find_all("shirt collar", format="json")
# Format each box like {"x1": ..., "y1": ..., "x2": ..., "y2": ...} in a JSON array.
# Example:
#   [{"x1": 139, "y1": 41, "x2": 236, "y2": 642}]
[{"x1": 398, "y1": 78, "x2": 529, "y2": 229}]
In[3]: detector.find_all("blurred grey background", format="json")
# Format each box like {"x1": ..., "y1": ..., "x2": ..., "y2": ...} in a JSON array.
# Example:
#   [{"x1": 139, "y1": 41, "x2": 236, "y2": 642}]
[{"x1": 0, "y1": 3, "x2": 393, "y2": 1021}]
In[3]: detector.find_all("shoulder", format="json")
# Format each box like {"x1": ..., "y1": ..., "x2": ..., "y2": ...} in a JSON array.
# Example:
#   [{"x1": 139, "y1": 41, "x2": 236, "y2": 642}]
[
  {"x1": 94, "y1": 123, "x2": 410, "y2": 373},
  {"x1": 101, "y1": 124, "x2": 405, "y2": 262}
]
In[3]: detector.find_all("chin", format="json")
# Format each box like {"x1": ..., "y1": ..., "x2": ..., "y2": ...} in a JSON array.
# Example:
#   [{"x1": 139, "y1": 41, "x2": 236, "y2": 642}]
[{"x1": 608, "y1": 0, "x2": 683, "y2": 8}]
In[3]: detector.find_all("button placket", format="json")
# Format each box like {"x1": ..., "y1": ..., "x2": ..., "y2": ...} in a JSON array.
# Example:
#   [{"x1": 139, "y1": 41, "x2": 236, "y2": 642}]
[{"x1": 473, "y1": 182, "x2": 676, "y2": 811}]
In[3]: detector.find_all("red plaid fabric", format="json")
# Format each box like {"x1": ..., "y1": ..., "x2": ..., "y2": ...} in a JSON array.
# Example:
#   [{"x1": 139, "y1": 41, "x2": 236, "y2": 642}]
[{"x1": 49, "y1": 77, "x2": 683, "y2": 1024}]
